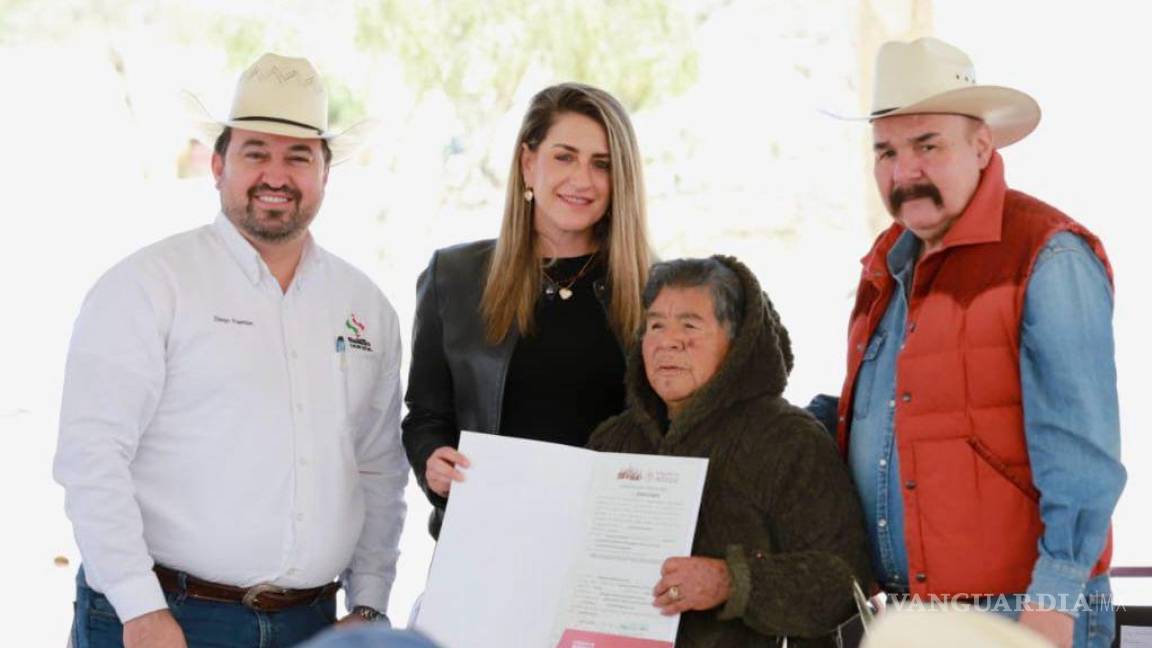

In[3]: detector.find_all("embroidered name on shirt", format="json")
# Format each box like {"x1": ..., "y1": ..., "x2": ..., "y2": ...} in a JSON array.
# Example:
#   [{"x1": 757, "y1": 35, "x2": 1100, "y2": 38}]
[
  {"x1": 213, "y1": 315, "x2": 254, "y2": 326},
  {"x1": 344, "y1": 313, "x2": 373, "y2": 352}
]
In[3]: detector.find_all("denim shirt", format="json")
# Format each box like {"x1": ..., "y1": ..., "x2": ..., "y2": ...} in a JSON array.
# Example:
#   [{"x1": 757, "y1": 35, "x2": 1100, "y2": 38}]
[
  {"x1": 848, "y1": 230, "x2": 1125, "y2": 606},
  {"x1": 848, "y1": 229, "x2": 919, "y2": 591}
]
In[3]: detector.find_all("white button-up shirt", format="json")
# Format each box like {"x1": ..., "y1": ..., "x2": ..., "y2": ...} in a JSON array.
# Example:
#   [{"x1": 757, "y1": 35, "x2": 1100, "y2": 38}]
[{"x1": 54, "y1": 215, "x2": 408, "y2": 622}]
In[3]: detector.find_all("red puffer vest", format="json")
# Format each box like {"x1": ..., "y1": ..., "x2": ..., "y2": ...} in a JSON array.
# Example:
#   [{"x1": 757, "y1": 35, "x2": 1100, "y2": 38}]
[{"x1": 836, "y1": 152, "x2": 1113, "y2": 597}]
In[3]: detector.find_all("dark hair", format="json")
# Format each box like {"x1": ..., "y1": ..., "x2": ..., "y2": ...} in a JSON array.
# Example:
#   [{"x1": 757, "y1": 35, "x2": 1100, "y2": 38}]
[
  {"x1": 642, "y1": 258, "x2": 745, "y2": 338},
  {"x1": 213, "y1": 126, "x2": 333, "y2": 165}
]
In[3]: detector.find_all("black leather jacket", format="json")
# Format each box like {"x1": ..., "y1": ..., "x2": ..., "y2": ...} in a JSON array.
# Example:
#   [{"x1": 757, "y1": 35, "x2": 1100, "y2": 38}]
[{"x1": 401, "y1": 239, "x2": 612, "y2": 537}]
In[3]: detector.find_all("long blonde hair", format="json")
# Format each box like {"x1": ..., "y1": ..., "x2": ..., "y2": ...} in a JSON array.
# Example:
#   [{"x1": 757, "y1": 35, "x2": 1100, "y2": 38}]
[{"x1": 481, "y1": 83, "x2": 651, "y2": 345}]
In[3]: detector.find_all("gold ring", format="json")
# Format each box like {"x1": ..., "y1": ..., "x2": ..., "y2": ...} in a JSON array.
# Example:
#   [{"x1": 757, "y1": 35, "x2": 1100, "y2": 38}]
[{"x1": 668, "y1": 585, "x2": 681, "y2": 601}]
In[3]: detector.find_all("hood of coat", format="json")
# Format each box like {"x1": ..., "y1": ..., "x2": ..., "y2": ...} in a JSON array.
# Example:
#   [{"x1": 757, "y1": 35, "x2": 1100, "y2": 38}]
[{"x1": 625, "y1": 255, "x2": 793, "y2": 442}]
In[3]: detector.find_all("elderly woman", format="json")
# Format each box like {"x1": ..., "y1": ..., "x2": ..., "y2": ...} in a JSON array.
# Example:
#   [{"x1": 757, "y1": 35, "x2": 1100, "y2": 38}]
[{"x1": 589, "y1": 256, "x2": 873, "y2": 647}]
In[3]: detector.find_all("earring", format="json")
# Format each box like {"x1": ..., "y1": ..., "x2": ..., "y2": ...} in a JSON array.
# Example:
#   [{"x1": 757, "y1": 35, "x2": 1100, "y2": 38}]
[{"x1": 523, "y1": 188, "x2": 534, "y2": 202}]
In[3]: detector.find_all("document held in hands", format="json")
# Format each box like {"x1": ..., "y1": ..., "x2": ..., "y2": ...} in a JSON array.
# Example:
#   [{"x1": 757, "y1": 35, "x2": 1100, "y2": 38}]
[{"x1": 415, "y1": 432, "x2": 709, "y2": 648}]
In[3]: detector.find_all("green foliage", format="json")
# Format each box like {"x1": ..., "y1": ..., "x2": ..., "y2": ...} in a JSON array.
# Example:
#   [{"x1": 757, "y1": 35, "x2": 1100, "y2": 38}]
[
  {"x1": 2, "y1": 0, "x2": 697, "y2": 151},
  {"x1": 216, "y1": 22, "x2": 269, "y2": 71},
  {"x1": 355, "y1": 0, "x2": 699, "y2": 118},
  {"x1": 327, "y1": 79, "x2": 368, "y2": 130},
  {"x1": 0, "y1": 0, "x2": 30, "y2": 44}
]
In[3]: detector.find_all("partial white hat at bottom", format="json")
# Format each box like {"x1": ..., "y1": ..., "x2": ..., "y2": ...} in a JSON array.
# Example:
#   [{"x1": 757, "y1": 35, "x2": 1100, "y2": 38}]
[{"x1": 862, "y1": 608, "x2": 1053, "y2": 648}]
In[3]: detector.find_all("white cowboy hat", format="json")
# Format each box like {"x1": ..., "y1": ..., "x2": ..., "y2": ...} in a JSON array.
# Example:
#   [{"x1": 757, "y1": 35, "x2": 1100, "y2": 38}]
[
  {"x1": 866, "y1": 37, "x2": 1041, "y2": 148},
  {"x1": 186, "y1": 52, "x2": 372, "y2": 164}
]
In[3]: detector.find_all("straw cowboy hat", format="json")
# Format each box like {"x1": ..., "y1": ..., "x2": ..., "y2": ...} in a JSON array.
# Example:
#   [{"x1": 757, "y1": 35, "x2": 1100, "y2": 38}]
[
  {"x1": 867, "y1": 37, "x2": 1041, "y2": 148},
  {"x1": 187, "y1": 53, "x2": 371, "y2": 164}
]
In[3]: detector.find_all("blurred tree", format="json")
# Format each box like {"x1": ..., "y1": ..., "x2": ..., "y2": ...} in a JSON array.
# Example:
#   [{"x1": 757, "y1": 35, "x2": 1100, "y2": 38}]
[
  {"x1": 0, "y1": 1, "x2": 367, "y2": 126},
  {"x1": 356, "y1": 0, "x2": 698, "y2": 112},
  {"x1": 1, "y1": 0, "x2": 701, "y2": 191},
  {"x1": 355, "y1": 0, "x2": 700, "y2": 195}
]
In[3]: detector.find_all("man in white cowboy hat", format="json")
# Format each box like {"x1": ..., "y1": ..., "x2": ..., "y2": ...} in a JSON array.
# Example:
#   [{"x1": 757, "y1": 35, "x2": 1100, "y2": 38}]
[
  {"x1": 54, "y1": 53, "x2": 408, "y2": 647},
  {"x1": 829, "y1": 37, "x2": 1124, "y2": 647}
]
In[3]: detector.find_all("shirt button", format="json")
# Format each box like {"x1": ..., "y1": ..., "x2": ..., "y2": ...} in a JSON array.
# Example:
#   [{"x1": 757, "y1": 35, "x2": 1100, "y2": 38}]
[
  {"x1": 856, "y1": 343, "x2": 865, "y2": 352},
  {"x1": 915, "y1": 572, "x2": 927, "y2": 583},
  {"x1": 299, "y1": 457, "x2": 309, "y2": 467},
  {"x1": 296, "y1": 403, "x2": 304, "y2": 412},
  {"x1": 909, "y1": 322, "x2": 917, "y2": 333},
  {"x1": 879, "y1": 459, "x2": 888, "y2": 467},
  {"x1": 901, "y1": 393, "x2": 912, "y2": 403},
  {"x1": 888, "y1": 399, "x2": 896, "y2": 409},
  {"x1": 905, "y1": 480, "x2": 917, "y2": 490},
  {"x1": 295, "y1": 513, "x2": 304, "y2": 522},
  {"x1": 291, "y1": 349, "x2": 299, "y2": 359},
  {"x1": 838, "y1": 415, "x2": 846, "y2": 423},
  {"x1": 878, "y1": 518, "x2": 888, "y2": 528}
]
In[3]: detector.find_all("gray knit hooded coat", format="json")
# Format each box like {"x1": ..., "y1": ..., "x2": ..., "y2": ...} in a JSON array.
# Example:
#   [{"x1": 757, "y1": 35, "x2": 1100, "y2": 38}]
[{"x1": 589, "y1": 256, "x2": 873, "y2": 647}]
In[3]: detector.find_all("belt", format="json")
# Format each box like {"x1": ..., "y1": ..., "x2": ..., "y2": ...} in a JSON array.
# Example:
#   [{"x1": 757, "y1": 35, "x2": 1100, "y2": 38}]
[{"x1": 153, "y1": 565, "x2": 341, "y2": 612}]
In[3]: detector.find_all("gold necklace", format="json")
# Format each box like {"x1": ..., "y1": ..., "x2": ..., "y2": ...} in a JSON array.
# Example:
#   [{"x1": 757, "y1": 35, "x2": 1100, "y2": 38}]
[{"x1": 542, "y1": 253, "x2": 597, "y2": 301}]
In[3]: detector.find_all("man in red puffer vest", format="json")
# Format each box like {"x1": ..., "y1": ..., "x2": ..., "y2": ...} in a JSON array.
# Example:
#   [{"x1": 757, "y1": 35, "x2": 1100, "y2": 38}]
[{"x1": 833, "y1": 37, "x2": 1124, "y2": 648}]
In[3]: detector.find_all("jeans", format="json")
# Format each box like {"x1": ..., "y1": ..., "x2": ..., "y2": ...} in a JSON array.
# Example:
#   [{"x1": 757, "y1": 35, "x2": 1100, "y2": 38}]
[
  {"x1": 884, "y1": 573, "x2": 1115, "y2": 648},
  {"x1": 299, "y1": 626, "x2": 441, "y2": 648},
  {"x1": 72, "y1": 567, "x2": 336, "y2": 648},
  {"x1": 988, "y1": 574, "x2": 1115, "y2": 648}
]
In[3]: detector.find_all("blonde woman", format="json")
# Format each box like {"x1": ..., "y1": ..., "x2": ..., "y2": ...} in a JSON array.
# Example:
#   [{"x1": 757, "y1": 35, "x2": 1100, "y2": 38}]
[{"x1": 402, "y1": 83, "x2": 651, "y2": 538}]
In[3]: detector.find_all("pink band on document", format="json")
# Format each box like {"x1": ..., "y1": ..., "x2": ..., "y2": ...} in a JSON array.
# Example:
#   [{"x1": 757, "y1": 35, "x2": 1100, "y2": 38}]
[{"x1": 556, "y1": 629, "x2": 673, "y2": 648}]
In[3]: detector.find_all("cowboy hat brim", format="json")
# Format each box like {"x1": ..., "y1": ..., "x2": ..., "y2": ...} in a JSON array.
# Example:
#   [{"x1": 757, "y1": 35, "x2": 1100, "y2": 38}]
[
  {"x1": 184, "y1": 91, "x2": 374, "y2": 165},
  {"x1": 870, "y1": 85, "x2": 1041, "y2": 148}
]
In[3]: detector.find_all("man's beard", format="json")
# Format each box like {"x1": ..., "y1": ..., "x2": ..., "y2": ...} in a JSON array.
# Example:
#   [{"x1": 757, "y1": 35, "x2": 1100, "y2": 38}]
[
  {"x1": 228, "y1": 184, "x2": 314, "y2": 243},
  {"x1": 889, "y1": 182, "x2": 943, "y2": 212}
]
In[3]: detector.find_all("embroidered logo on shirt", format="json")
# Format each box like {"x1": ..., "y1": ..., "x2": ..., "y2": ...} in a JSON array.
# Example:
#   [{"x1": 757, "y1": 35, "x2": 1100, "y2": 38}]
[
  {"x1": 343, "y1": 313, "x2": 373, "y2": 352},
  {"x1": 213, "y1": 315, "x2": 254, "y2": 326}
]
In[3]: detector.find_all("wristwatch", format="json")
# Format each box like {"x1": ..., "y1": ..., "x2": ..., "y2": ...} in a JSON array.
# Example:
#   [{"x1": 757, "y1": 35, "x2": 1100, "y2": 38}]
[{"x1": 352, "y1": 605, "x2": 385, "y2": 622}]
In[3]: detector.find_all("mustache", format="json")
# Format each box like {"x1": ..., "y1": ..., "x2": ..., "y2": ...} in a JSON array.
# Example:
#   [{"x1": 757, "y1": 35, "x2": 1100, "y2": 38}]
[
  {"x1": 890, "y1": 183, "x2": 943, "y2": 210},
  {"x1": 248, "y1": 184, "x2": 301, "y2": 203}
]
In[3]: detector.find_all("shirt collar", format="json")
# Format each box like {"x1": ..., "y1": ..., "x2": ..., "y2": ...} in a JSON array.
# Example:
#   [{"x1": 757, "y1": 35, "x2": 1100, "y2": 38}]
[
  {"x1": 213, "y1": 213, "x2": 265, "y2": 285},
  {"x1": 887, "y1": 229, "x2": 921, "y2": 280},
  {"x1": 293, "y1": 235, "x2": 324, "y2": 289},
  {"x1": 934, "y1": 150, "x2": 1008, "y2": 251},
  {"x1": 211, "y1": 213, "x2": 324, "y2": 287}
]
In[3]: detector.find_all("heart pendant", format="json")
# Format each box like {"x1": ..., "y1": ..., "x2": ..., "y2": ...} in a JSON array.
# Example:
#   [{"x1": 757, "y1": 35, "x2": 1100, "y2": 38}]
[{"x1": 559, "y1": 287, "x2": 574, "y2": 300}]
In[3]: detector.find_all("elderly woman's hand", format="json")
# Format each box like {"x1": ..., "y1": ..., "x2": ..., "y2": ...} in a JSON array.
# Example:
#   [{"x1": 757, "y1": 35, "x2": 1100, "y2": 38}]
[
  {"x1": 652, "y1": 556, "x2": 731, "y2": 615},
  {"x1": 426, "y1": 446, "x2": 470, "y2": 497}
]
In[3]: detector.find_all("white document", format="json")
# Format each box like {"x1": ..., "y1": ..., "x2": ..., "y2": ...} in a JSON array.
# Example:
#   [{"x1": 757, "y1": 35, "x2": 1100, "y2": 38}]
[
  {"x1": 1122, "y1": 625, "x2": 1152, "y2": 648},
  {"x1": 415, "y1": 431, "x2": 709, "y2": 648}
]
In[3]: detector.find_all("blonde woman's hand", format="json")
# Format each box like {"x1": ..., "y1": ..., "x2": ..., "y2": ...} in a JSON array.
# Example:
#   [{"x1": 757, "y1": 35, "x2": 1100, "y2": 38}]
[{"x1": 426, "y1": 446, "x2": 470, "y2": 498}]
